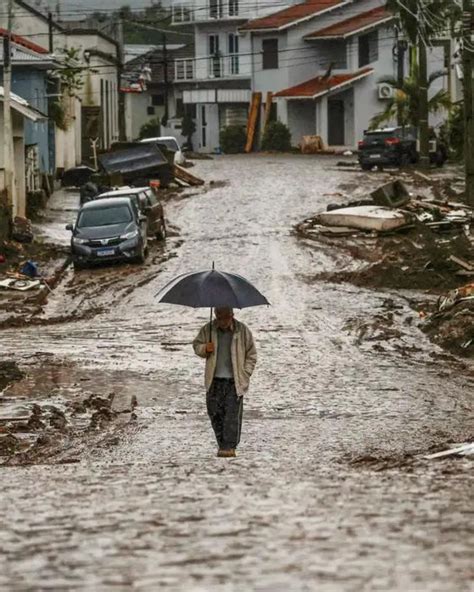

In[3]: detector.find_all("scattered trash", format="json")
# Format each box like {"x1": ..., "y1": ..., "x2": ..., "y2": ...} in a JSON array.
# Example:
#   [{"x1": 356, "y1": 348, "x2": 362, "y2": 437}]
[
  {"x1": 11, "y1": 217, "x2": 33, "y2": 243},
  {"x1": 20, "y1": 260, "x2": 39, "y2": 278},
  {"x1": 425, "y1": 443, "x2": 474, "y2": 459},
  {"x1": 342, "y1": 150, "x2": 353, "y2": 156},
  {"x1": 0, "y1": 278, "x2": 41, "y2": 291},
  {"x1": 172, "y1": 165, "x2": 205, "y2": 187},
  {"x1": 371, "y1": 180, "x2": 410, "y2": 209},
  {"x1": 437, "y1": 282, "x2": 474, "y2": 312},
  {"x1": 0, "y1": 255, "x2": 5, "y2": 264}
]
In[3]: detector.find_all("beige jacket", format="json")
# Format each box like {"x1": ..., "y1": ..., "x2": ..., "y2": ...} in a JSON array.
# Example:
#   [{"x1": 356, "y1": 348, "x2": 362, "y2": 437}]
[{"x1": 193, "y1": 319, "x2": 257, "y2": 397}]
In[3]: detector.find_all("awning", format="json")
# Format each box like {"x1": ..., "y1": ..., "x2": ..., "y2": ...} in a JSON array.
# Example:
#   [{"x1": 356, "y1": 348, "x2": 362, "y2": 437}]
[
  {"x1": 0, "y1": 87, "x2": 47, "y2": 122},
  {"x1": 305, "y1": 7, "x2": 393, "y2": 40},
  {"x1": 273, "y1": 68, "x2": 373, "y2": 100}
]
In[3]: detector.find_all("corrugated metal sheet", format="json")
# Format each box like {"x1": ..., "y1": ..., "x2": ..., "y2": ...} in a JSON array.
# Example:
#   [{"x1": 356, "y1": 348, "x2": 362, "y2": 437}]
[
  {"x1": 0, "y1": 43, "x2": 53, "y2": 65},
  {"x1": 221, "y1": 106, "x2": 248, "y2": 127}
]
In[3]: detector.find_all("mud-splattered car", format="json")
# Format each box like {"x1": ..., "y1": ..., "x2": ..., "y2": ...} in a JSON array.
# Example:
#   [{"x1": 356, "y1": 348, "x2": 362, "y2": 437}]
[
  {"x1": 97, "y1": 187, "x2": 166, "y2": 240},
  {"x1": 66, "y1": 197, "x2": 148, "y2": 269}
]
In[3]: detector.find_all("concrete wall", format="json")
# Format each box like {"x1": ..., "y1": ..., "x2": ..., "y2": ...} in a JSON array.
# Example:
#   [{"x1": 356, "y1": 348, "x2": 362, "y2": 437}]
[
  {"x1": 287, "y1": 100, "x2": 317, "y2": 146},
  {"x1": 0, "y1": 110, "x2": 26, "y2": 217},
  {"x1": 176, "y1": 0, "x2": 295, "y2": 22}
]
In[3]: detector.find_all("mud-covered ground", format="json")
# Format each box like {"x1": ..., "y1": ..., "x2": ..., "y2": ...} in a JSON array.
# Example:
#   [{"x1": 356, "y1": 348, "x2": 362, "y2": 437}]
[{"x1": 1, "y1": 155, "x2": 473, "y2": 591}]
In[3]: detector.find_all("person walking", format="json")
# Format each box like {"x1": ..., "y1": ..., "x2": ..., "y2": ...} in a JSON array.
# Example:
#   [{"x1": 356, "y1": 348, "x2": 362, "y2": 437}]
[{"x1": 193, "y1": 307, "x2": 257, "y2": 458}]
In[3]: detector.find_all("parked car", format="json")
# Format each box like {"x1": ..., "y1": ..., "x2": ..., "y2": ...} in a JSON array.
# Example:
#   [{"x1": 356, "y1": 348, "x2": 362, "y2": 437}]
[
  {"x1": 140, "y1": 136, "x2": 186, "y2": 165},
  {"x1": 97, "y1": 186, "x2": 166, "y2": 240},
  {"x1": 66, "y1": 197, "x2": 148, "y2": 269},
  {"x1": 358, "y1": 126, "x2": 447, "y2": 170}
]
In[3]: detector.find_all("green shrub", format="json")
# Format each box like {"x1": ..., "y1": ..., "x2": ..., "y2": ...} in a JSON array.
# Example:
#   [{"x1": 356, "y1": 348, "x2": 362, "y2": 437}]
[
  {"x1": 219, "y1": 125, "x2": 247, "y2": 154},
  {"x1": 139, "y1": 117, "x2": 161, "y2": 140},
  {"x1": 261, "y1": 120, "x2": 291, "y2": 152}
]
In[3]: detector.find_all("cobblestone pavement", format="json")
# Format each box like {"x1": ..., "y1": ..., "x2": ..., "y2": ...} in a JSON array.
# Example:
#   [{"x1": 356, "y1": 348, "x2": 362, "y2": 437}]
[{"x1": 1, "y1": 155, "x2": 473, "y2": 591}]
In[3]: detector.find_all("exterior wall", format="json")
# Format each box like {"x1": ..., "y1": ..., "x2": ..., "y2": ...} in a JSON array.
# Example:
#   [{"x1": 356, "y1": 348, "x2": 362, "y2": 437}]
[
  {"x1": 10, "y1": 68, "x2": 51, "y2": 174},
  {"x1": 125, "y1": 92, "x2": 155, "y2": 141},
  {"x1": 0, "y1": 110, "x2": 26, "y2": 217},
  {"x1": 173, "y1": 0, "x2": 292, "y2": 23},
  {"x1": 287, "y1": 100, "x2": 316, "y2": 146},
  {"x1": 67, "y1": 33, "x2": 119, "y2": 150}
]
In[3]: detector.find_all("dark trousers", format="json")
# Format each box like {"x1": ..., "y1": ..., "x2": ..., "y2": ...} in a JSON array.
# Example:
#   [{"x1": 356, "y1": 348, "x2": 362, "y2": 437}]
[{"x1": 206, "y1": 378, "x2": 243, "y2": 450}]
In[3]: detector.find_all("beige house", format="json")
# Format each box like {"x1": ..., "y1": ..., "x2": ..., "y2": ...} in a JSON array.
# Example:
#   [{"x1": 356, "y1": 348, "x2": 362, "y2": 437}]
[{"x1": 0, "y1": 88, "x2": 46, "y2": 217}]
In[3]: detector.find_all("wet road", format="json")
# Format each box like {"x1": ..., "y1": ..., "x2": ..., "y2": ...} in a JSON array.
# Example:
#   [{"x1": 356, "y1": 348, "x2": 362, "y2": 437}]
[{"x1": 1, "y1": 155, "x2": 473, "y2": 591}]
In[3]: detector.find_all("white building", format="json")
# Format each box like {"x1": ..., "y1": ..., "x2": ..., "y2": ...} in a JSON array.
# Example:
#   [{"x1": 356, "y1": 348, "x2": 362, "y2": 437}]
[
  {"x1": 242, "y1": 0, "x2": 451, "y2": 149},
  {"x1": 171, "y1": 0, "x2": 298, "y2": 152}
]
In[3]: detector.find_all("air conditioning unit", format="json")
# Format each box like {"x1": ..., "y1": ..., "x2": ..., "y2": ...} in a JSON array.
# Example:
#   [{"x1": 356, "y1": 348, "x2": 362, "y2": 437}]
[{"x1": 378, "y1": 83, "x2": 394, "y2": 100}]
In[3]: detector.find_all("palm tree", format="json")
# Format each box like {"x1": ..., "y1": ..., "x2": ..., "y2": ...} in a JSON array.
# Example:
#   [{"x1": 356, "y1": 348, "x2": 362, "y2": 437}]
[{"x1": 370, "y1": 67, "x2": 452, "y2": 130}]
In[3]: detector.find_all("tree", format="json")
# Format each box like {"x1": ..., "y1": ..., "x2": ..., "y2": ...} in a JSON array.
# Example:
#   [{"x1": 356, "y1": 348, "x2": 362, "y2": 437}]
[
  {"x1": 139, "y1": 117, "x2": 161, "y2": 139},
  {"x1": 219, "y1": 125, "x2": 246, "y2": 154},
  {"x1": 370, "y1": 68, "x2": 451, "y2": 130},
  {"x1": 386, "y1": 0, "x2": 461, "y2": 166}
]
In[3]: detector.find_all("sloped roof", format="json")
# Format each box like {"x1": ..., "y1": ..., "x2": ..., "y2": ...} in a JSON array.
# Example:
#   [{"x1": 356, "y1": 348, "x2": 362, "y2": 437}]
[
  {"x1": 0, "y1": 39, "x2": 54, "y2": 67},
  {"x1": 274, "y1": 67, "x2": 373, "y2": 99},
  {"x1": 305, "y1": 6, "x2": 393, "y2": 39},
  {"x1": 0, "y1": 87, "x2": 46, "y2": 121},
  {"x1": 0, "y1": 27, "x2": 49, "y2": 54},
  {"x1": 240, "y1": 0, "x2": 348, "y2": 31}
]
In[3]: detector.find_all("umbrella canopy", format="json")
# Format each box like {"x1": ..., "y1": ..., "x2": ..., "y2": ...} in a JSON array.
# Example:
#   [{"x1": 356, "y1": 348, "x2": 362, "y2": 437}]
[{"x1": 155, "y1": 269, "x2": 269, "y2": 309}]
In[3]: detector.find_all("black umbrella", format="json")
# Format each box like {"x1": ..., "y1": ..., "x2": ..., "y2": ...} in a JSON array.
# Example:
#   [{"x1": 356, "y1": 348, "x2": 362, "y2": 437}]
[{"x1": 155, "y1": 266, "x2": 269, "y2": 340}]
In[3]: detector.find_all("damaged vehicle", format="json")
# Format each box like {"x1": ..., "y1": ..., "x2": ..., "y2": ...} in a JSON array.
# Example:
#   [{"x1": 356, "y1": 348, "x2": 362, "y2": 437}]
[
  {"x1": 358, "y1": 126, "x2": 447, "y2": 171},
  {"x1": 140, "y1": 136, "x2": 186, "y2": 165},
  {"x1": 66, "y1": 197, "x2": 148, "y2": 269},
  {"x1": 97, "y1": 186, "x2": 166, "y2": 240},
  {"x1": 98, "y1": 143, "x2": 173, "y2": 188}
]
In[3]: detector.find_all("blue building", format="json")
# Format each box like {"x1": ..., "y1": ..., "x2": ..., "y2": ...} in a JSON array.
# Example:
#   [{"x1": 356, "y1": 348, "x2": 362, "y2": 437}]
[{"x1": 0, "y1": 32, "x2": 56, "y2": 178}]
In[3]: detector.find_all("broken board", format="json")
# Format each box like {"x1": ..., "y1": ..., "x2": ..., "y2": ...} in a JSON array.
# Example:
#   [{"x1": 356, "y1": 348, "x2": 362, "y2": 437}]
[
  {"x1": 172, "y1": 165, "x2": 204, "y2": 187},
  {"x1": 245, "y1": 92, "x2": 262, "y2": 153}
]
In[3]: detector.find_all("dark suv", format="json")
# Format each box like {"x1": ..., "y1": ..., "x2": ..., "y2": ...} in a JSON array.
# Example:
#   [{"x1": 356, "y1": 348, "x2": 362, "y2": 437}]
[
  {"x1": 358, "y1": 126, "x2": 447, "y2": 170},
  {"x1": 66, "y1": 197, "x2": 148, "y2": 269}
]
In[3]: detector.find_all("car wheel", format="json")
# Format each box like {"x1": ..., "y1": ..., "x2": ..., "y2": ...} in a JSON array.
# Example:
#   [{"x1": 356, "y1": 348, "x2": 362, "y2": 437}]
[
  {"x1": 135, "y1": 243, "x2": 147, "y2": 264},
  {"x1": 360, "y1": 163, "x2": 372, "y2": 171},
  {"x1": 400, "y1": 153, "x2": 411, "y2": 168},
  {"x1": 435, "y1": 150, "x2": 445, "y2": 167},
  {"x1": 156, "y1": 218, "x2": 167, "y2": 241},
  {"x1": 73, "y1": 259, "x2": 84, "y2": 270}
]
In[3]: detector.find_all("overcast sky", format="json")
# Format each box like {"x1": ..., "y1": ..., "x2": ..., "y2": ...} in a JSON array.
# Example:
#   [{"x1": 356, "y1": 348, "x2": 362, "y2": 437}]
[{"x1": 42, "y1": 0, "x2": 171, "y2": 14}]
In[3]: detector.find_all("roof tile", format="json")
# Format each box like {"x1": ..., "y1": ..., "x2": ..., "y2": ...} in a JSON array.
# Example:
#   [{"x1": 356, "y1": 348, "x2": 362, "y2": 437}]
[
  {"x1": 305, "y1": 6, "x2": 393, "y2": 39},
  {"x1": 273, "y1": 67, "x2": 373, "y2": 98},
  {"x1": 240, "y1": 0, "x2": 347, "y2": 31}
]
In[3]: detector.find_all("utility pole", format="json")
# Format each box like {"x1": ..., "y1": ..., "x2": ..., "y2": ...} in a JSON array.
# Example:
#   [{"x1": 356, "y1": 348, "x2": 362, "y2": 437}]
[
  {"x1": 3, "y1": 0, "x2": 16, "y2": 218},
  {"x1": 418, "y1": 39, "x2": 430, "y2": 168},
  {"x1": 463, "y1": 0, "x2": 474, "y2": 205},
  {"x1": 162, "y1": 33, "x2": 169, "y2": 128},
  {"x1": 396, "y1": 37, "x2": 407, "y2": 127},
  {"x1": 48, "y1": 12, "x2": 54, "y2": 53},
  {"x1": 117, "y1": 11, "x2": 126, "y2": 141}
]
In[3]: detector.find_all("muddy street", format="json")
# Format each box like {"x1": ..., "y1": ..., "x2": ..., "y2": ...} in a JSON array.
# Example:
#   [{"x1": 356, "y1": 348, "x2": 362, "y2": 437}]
[{"x1": 1, "y1": 156, "x2": 473, "y2": 591}]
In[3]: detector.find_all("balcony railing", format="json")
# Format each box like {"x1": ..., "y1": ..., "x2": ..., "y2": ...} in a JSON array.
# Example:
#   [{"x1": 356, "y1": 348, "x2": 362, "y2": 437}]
[
  {"x1": 175, "y1": 58, "x2": 195, "y2": 81},
  {"x1": 208, "y1": 55, "x2": 240, "y2": 78},
  {"x1": 172, "y1": 1, "x2": 243, "y2": 24},
  {"x1": 174, "y1": 56, "x2": 243, "y2": 81}
]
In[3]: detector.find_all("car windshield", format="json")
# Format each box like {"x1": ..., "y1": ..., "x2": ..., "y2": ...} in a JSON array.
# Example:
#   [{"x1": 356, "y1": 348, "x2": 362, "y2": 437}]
[
  {"x1": 78, "y1": 205, "x2": 132, "y2": 228},
  {"x1": 158, "y1": 139, "x2": 179, "y2": 151}
]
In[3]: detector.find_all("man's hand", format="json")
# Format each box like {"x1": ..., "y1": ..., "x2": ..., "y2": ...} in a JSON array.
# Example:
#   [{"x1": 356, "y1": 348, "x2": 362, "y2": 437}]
[{"x1": 205, "y1": 342, "x2": 215, "y2": 354}]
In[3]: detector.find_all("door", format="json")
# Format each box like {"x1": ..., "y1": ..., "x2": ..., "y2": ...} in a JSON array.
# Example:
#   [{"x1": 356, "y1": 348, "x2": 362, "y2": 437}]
[
  {"x1": 328, "y1": 100, "x2": 345, "y2": 146},
  {"x1": 201, "y1": 105, "x2": 207, "y2": 149}
]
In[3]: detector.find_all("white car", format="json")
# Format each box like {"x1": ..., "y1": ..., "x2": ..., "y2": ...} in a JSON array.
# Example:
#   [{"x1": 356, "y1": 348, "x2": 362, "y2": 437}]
[{"x1": 140, "y1": 136, "x2": 185, "y2": 165}]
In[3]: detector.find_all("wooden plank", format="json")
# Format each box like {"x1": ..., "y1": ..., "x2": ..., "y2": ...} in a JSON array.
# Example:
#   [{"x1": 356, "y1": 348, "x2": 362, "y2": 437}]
[
  {"x1": 172, "y1": 165, "x2": 205, "y2": 187},
  {"x1": 245, "y1": 92, "x2": 262, "y2": 153},
  {"x1": 449, "y1": 255, "x2": 474, "y2": 271},
  {"x1": 262, "y1": 92, "x2": 273, "y2": 136}
]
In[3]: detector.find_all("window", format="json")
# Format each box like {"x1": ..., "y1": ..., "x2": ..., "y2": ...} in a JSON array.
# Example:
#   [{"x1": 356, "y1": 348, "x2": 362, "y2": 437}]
[
  {"x1": 262, "y1": 39, "x2": 279, "y2": 70},
  {"x1": 209, "y1": 34, "x2": 222, "y2": 77},
  {"x1": 228, "y1": 33, "x2": 239, "y2": 75},
  {"x1": 358, "y1": 30, "x2": 378, "y2": 67},
  {"x1": 229, "y1": 0, "x2": 239, "y2": 16},
  {"x1": 152, "y1": 94, "x2": 165, "y2": 106},
  {"x1": 209, "y1": 0, "x2": 223, "y2": 18},
  {"x1": 147, "y1": 106, "x2": 155, "y2": 116}
]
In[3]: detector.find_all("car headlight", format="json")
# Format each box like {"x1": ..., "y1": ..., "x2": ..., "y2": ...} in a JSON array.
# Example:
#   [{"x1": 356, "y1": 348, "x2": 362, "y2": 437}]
[
  {"x1": 120, "y1": 230, "x2": 139, "y2": 240},
  {"x1": 72, "y1": 237, "x2": 88, "y2": 244}
]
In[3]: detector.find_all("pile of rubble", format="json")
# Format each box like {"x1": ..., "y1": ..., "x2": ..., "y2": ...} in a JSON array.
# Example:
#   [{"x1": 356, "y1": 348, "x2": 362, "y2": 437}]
[{"x1": 297, "y1": 179, "x2": 474, "y2": 355}]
